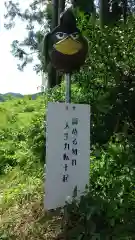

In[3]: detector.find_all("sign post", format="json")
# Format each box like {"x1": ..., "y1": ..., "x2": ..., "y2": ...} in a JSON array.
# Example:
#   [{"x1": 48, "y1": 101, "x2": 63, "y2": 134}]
[
  {"x1": 43, "y1": 8, "x2": 90, "y2": 211},
  {"x1": 65, "y1": 74, "x2": 71, "y2": 103}
]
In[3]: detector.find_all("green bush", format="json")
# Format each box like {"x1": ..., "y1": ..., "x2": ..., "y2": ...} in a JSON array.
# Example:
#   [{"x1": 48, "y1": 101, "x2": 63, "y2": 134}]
[
  {"x1": 27, "y1": 113, "x2": 45, "y2": 164},
  {"x1": 61, "y1": 135, "x2": 135, "y2": 239},
  {"x1": 23, "y1": 105, "x2": 35, "y2": 112}
]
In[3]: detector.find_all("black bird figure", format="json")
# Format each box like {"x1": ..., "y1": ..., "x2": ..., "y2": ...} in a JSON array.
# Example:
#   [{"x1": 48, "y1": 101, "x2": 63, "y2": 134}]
[{"x1": 42, "y1": 8, "x2": 88, "y2": 73}]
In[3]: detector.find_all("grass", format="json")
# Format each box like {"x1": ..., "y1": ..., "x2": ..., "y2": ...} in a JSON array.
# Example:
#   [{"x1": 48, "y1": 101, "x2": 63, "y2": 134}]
[
  {"x1": 0, "y1": 96, "x2": 63, "y2": 239},
  {"x1": 0, "y1": 165, "x2": 63, "y2": 240}
]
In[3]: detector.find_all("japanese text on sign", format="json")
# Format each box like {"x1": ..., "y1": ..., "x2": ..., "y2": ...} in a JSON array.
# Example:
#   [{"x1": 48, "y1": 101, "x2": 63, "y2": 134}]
[
  {"x1": 62, "y1": 114, "x2": 79, "y2": 183},
  {"x1": 62, "y1": 119, "x2": 70, "y2": 182},
  {"x1": 45, "y1": 102, "x2": 90, "y2": 210}
]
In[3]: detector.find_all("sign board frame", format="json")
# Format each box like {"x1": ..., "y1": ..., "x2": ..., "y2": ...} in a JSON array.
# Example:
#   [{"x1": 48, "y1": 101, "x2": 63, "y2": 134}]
[{"x1": 44, "y1": 102, "x2": 90, "y2": 210}]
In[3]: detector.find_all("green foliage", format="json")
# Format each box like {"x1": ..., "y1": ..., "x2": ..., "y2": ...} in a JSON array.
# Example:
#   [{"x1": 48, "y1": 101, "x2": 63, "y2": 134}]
[
  {"x1": 72, "y1": 14, "x2": 135, "y2": 146},
  {"x1": 1, "y1": 8, "x2": 135, "y2": 240},
  {"x1": 60, "y1": 135, "x2": 135, "y2": 239},
  {"x1": 23, "y1": 105, "x2": 35, "y2": 112},
  {"x1": 72, "y1": 0, "x2": 96, "y2": 16},
  {"x1": 0, "y1": 96, "x2": 45, "y2": 174}
]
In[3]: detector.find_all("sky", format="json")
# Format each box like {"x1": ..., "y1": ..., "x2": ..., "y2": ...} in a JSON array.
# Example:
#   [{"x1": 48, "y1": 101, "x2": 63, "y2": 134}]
[{"x1": 0, "y1": 0, "x2": 42, "y2": 94}]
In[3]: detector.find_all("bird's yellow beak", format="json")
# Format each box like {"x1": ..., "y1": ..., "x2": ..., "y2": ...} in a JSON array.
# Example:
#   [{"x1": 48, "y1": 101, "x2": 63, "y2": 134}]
[{"x1": 54, "y1": 37, "x2": 82, "y2": 55}]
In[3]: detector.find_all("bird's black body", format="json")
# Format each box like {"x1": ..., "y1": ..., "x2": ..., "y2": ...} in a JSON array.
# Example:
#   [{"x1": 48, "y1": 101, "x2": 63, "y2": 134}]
[{"x1": 43, "y1": 8, "x2": 88, "y2": 73}]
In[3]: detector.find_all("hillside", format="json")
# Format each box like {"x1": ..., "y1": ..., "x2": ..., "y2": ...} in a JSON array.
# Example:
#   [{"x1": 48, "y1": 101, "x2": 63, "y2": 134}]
[{"x1": 0, "y1": 92, "x2": 41, "y2": 102}]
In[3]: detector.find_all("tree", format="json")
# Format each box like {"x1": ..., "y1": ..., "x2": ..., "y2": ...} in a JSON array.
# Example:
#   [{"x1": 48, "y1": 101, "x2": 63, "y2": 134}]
[
  {"x1": 4, "y1": 0, "x2": 46, "y2": 72},
  {"x1": 72, "y1": 0, "x2": 96, "y2": 17},
  {"x1": 46, "y1": 0, "x2": 65, "y2": 88},
  {"x1": 4, "y1": 0, "x2": 66, "y2": 88},
  {"x1": 4, "y1": 0, "x2": 129, "y2": 89},
  {"x1": 100, "y1": 0, "x2": 128, "y2": 27}
]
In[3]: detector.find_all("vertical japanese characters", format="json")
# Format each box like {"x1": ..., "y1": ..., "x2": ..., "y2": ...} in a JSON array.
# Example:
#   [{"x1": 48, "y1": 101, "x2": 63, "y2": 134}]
[
  {"x1": 71, "y1": 115, "x2": 78, "y2": 168},
  {"x1": 62, "y1": 105, "x2": 78, "y2": 183},
  {"x1": 62, "y1": 115, "x2": 70, "y2": 182}
]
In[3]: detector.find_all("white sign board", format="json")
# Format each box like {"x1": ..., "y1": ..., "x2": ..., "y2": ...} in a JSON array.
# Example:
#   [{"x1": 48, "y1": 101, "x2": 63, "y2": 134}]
[{"x1": 45, "y1": 102, "x2": 90, "y2": 210}]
